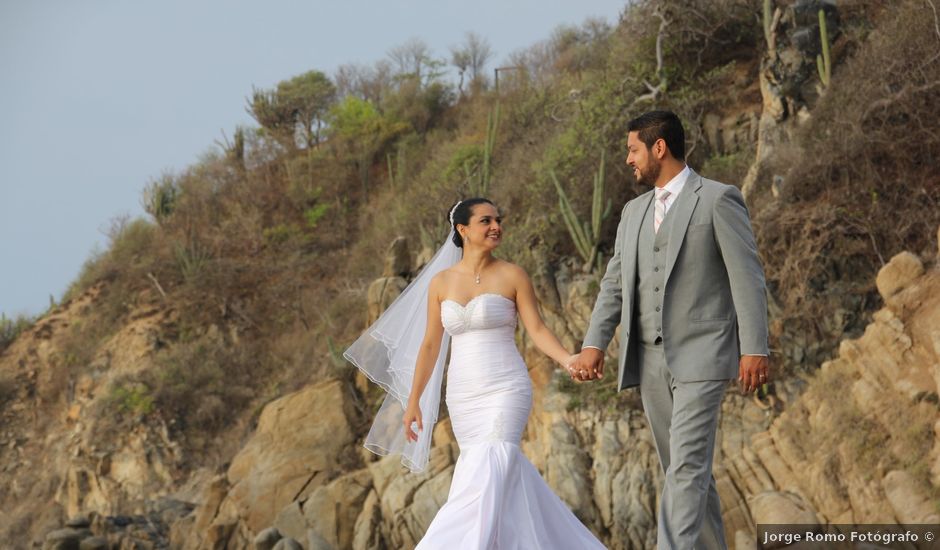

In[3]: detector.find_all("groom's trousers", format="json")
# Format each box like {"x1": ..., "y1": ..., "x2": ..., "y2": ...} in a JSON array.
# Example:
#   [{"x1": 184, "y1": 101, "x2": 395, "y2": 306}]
[{"x1": 638, "y1": 341, "x2": 729, "y2": 550}]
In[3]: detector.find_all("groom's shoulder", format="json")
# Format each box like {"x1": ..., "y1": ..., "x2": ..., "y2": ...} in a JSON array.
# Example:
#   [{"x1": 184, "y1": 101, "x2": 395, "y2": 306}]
[
  {"x1": 623, "y1": 189, "x2": 654, "y2": 213},
  {"x1": 691, "y1": 171, "x2": 741, "y2": 201}
]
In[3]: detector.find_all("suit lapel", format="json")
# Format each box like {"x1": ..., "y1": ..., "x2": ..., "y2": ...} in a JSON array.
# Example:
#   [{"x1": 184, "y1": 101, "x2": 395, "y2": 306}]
[
  {"x1": 622, "y1": 191, "x2": 652, "y2": 310},
  {"x1": 663, "y1": 171, "x2": 702, "y2": 289}
]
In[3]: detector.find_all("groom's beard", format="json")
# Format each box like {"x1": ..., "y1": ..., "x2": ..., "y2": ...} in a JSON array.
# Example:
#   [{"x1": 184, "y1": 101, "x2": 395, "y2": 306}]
[{"x1": 636, "y1": 157, "x2": 662, "y2": 187}]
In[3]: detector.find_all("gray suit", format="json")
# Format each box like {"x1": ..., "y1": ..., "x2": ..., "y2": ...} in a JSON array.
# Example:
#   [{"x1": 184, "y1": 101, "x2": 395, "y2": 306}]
[{"x1": 583, "y1": 169, "x2": 768, "y2": 549}]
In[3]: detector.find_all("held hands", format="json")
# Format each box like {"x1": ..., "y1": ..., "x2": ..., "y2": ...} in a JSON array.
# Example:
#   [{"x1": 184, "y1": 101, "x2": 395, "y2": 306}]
[
  {"x1": 738, "y1": 355, "x2": 770, "y2": 393},
  {"x1": 565, "y1": 347, "x2": 605, "y2": 382},
  {"x1": 403, "y1": 401, "x2": 423, "y2": 443}
]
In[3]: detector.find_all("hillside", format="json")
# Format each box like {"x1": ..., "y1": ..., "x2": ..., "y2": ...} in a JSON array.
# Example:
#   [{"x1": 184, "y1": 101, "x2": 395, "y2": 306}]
[{"x1": 1, "y1": 0, "x2": 939, "y2": 548}]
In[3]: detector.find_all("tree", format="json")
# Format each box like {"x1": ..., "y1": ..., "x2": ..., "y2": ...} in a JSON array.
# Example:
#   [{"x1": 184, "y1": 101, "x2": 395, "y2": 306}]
[
  {"x1": 334, "y1": 60, "x2": 394, "y2": 104},
  {"x1": 247, "y1": 70, "x2": 337, "y2": 149},
  {"x1": 328, "y1": 96, "x2": 408, "y2": 193},
  {"x1": 450, "y1": 32, "x2": 494, "y2": 95},
  {"x1": 388, "y1": 38, "x2": 446, "y2": 88}
]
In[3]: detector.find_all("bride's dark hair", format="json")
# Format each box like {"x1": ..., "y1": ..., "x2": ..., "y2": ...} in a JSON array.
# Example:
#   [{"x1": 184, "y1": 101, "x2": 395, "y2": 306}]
[{"x1": 448, "y1": 198, "x2": 495, "y2": 248}]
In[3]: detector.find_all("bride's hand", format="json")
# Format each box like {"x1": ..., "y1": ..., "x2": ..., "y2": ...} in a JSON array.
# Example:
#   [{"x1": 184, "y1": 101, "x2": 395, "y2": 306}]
[
  {"x1": 562, "y1": 353, "x2": 580, "y2": 377},
  {"x1": 403, "y1": 402, "x2": 423, "y2": 442}
]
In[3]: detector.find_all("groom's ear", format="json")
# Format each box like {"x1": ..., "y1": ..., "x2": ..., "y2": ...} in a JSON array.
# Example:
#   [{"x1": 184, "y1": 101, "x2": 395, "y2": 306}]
[{"x1": 652, "y1": 138, "x2": 669, "y2": 160}]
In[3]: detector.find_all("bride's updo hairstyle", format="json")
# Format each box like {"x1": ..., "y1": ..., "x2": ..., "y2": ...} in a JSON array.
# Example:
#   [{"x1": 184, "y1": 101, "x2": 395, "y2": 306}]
[{"x1": 448, "y1": 198, "x2": 495, "y2": 248}]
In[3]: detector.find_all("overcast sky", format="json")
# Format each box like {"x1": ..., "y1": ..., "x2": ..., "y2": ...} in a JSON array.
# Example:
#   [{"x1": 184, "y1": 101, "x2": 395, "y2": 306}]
[{"x1": 0, "y1": 0, "x2": 627, "y2": 319}]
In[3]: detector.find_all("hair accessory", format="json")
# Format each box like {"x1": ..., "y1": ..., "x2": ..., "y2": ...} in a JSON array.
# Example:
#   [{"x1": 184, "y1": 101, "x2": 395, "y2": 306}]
[{"x1": 448, "y1": 201, "x2": 463, "y2": 224}]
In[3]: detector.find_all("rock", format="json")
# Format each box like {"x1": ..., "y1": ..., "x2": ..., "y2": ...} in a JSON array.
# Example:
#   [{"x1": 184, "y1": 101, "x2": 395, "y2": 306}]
[
  {"x1": 307, "y1": 530, "x2": 334, "y2": 550},
  {"x1": 271, "y1": 538, "x2": 303, "y2": 550},
  {"x1": 735, "y1": 529, "x2": 757, "y2": 550},
  {"x1": 383, "y1": 236, "x2": 411, "y2": 278},
  {"x1": 432, "y1": 417, "x2": 455, "y2": 447},
  {"x1": 876, "y1": 251, "x2": 924, "y2": 300},
  {"x1": 302, "y1": 469, "x2": 372, "y2": 549},
  {"x1": 272, "y1": 501, "x2": 306, "y2": 544},
  {"x1": 78, "y1": 537, "x2": 108, "y2": 550},
  {"x1": 223, "y1": 380, "x2": 357, "y2": 532},
  {"x1": 253, "y1": 527, "x2": 282, "y2": 550},
  {"x1": 203, "y1": 520, "x2": 237, "y2": 549},
  {"x1": 542, "y1": 421, "x2": 596, "y2": 526},
  {"x1": 375, "y1": 445, "x2": 456, "y2": 548},
  {"x1": 351, "y1": 489, "x2": 383, "y2": 550},
  {"x1": 749, "y1": 491, "x2": 820, "y2": 524},
  {"x1": 43, "y1": 528, "x2": 87, "y2": 550},
  {"x1": 882, "y1": 470, "x2": 940, "y2": 523},
  {"x1": 66, "y1": 515, "x2": 91, "y2": 528},
  {"x1": 366, "y1": 277, "x2": 408, "y2": 325},
  {"x1": 704, "y1": 113, "x2": 722, "y2": 153}
]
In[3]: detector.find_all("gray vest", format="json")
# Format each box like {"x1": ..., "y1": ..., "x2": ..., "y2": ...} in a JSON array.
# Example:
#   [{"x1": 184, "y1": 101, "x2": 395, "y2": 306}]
[{"x1": 635, "y1": 197, "x2": 675, "y2": 345}]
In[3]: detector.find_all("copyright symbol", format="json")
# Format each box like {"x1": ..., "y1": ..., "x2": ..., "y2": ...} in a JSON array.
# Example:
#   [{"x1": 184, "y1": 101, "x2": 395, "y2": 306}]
[{"x1": 926, "y1": 532, "x2": 935, "y2": 541}]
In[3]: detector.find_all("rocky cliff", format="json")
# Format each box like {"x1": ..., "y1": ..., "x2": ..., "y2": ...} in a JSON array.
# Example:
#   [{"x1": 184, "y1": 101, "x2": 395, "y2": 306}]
[
  {"x1": 8, "y1": 226, "x2": 935, "y2": 549},
  {"x1": 169, "y1": 230, "x2": 940, "y2": 549}
]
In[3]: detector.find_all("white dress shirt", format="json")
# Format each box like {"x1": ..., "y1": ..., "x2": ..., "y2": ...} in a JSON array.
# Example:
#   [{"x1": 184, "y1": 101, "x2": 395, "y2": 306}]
[{"x1": 657, "y1": 164, "x2": 691, "y2": 216}]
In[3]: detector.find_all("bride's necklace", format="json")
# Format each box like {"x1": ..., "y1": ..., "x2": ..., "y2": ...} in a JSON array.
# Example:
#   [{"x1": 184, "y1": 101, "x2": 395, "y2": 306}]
[{"x1": 467, "y1": 259, "x2": 491, "y2": 284}]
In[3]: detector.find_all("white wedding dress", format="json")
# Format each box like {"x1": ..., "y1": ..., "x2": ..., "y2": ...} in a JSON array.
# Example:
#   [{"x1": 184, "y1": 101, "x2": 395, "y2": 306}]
[{"x1": 416, "y1": 293, "x2": 606, "y2": 549}]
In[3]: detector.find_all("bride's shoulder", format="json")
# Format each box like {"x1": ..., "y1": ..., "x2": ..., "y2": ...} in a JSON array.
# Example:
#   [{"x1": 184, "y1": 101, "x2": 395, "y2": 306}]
[
  {"x1": 495, "y1": 260, "x2": 529, "y2": 279},
  {"x1": 432, "y1": 269, "x2": 456, "y2": 284}
]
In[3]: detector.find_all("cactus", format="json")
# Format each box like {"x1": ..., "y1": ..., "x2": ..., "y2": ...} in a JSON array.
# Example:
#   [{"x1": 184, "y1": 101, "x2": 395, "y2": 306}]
[
  {"x1": 550, "y1": 151, "x2": 613, "y2": 273},
  {"x1": 763, "y1": 0, "x2": 773, "y2": 51},
  {"x1": 816, "y1": 9, "x2": 831, "y2": 88},
  {"x1": 386, "y1": 153, "x2": 396, "y2": 188},
  {"x1": 327, "y1": 336, "x2": 346, "y2": 369},
  {"x1": 480, "y1": 102, "x2": 500, "y2": 196},
  {"x1": 386, "y1": 144, "x2": 405, "y2": 189}
]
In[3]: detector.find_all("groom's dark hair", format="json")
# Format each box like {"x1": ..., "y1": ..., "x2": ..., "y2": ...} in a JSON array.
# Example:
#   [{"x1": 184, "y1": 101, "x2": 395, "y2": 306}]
[{"x1": 627, "y1": 110, "x2": 685, "y2": 161}]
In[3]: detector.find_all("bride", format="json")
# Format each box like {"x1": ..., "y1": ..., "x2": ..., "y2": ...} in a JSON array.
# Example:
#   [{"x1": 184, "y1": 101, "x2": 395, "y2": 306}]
[{"x1": 345, "y1": 197, "x2": 606, "y2": 549}]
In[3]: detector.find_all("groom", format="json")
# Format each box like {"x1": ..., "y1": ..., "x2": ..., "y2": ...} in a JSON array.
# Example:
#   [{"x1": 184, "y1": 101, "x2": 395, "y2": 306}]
[{"x1": 571, "y1": 111, "x2": 769, "y2": 549}]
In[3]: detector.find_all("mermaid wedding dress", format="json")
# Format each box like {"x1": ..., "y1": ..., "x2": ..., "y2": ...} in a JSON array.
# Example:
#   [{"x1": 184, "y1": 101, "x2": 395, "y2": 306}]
[{"x1": 415, "y1": 292, "x2": 606, "y2": 549}]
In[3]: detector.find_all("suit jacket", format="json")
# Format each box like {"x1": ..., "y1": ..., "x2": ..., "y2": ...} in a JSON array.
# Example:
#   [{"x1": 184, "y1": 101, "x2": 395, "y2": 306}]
[{"x1": 583, "y1": 169, "x2": 769, "y2": 390}]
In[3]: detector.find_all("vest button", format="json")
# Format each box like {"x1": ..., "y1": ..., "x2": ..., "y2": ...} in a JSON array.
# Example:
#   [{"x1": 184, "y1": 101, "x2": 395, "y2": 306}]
[
  {"x1": 654, "y1": 286, "x2": 660, "y2": 292},
  {"x1": 655, "y1": 306, "x2": 661, "y2": 312},
  {"x1": 654, "y1": 267, "x2": 659, "y2": 272},
  {"x1": 654, "y1": 246, "x2": 660, "y2": 252}
]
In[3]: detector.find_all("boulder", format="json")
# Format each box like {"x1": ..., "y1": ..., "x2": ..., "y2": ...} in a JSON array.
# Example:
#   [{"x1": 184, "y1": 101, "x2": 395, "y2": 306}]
[
  {"x1": 875, "y1": 251, "x2": 924, "y2": 300},
  {"x1": 383, "y1": 236, "x2": 411, "y2": 278},
  {"x1": 253, "y1": 527, "x2": 282, "y2": 550},
  {"x1": 225, "y1": 380, "x2": 357, "y2": 532},
  {"x1": 748, "y1": 491, "x2": 819, "y2": 525},
  {"x1": 882, "y1": 470, "x2": 940, "y2": 524}
]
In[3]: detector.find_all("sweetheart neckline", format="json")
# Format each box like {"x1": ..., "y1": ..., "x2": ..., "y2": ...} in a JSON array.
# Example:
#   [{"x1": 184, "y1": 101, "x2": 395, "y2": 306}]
[{"x1": 441, "y1": 292, "x2": 515, "y2": 309}]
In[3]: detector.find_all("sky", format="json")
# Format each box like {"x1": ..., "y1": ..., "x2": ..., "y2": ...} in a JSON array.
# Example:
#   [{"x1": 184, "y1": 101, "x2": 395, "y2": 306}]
[{"x1": 0, "y1": 0, "x2": 627, "y2": 319}]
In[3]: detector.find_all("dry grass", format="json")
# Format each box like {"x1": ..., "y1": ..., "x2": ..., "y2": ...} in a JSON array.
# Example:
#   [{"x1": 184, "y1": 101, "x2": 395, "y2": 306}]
[{"x1": 755, "y1": 0, "x2": 940, "y2": 372}]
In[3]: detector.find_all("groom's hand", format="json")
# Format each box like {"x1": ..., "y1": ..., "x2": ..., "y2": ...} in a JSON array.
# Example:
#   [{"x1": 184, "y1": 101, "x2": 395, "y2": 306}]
[
  {"x1": 572, "y1": 347, "x2": 605, "y2": 381},
  {"x1": 738, "y1": 355, "x2": 770, "y2": 393}
]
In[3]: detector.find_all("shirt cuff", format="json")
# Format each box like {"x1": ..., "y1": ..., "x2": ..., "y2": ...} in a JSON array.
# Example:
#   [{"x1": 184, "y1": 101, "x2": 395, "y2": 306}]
[
  {"x1": 582, "y1": 345, "x2": 604, "y2": 352},
  {"x1": 742, "y1": 354, "x2": 768, "y2": 357}
]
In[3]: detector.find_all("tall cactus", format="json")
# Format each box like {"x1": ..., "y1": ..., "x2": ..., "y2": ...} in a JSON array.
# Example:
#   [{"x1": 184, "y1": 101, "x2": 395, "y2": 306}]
[
  {"x1": 481, "y1": 102, "x2": 499, "y2": 195},
  {"x1": 816, "y1": 9, "x2": 831, "y2": 88},
  {"x1": 763, "y1": 0, "x2": 774, "y2": 51},
  {"x1": 551, "y1": 151, "x2": 613, "y2": 273}
]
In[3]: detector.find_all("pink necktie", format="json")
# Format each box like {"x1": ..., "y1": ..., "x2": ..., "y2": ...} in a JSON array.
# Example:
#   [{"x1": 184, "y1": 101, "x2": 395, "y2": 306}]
[{"x1": 654, "y1": 188, "x2": 671, "y2": 234}]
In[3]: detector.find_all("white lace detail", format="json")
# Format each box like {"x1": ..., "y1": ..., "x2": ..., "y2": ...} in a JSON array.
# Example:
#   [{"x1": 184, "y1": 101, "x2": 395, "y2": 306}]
[{"x1": 487, "y1": 411, "x2": 507, "y2": 442}]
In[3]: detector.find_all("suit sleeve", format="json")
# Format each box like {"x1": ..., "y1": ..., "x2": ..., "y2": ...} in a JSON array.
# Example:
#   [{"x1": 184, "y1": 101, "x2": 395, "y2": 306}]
[
  {"x1": 582, "y1": 204, "x2": 628, "y2": 351},
  {"x1": 712, "y1": 185, "x2": 769, "y2": 356}
]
